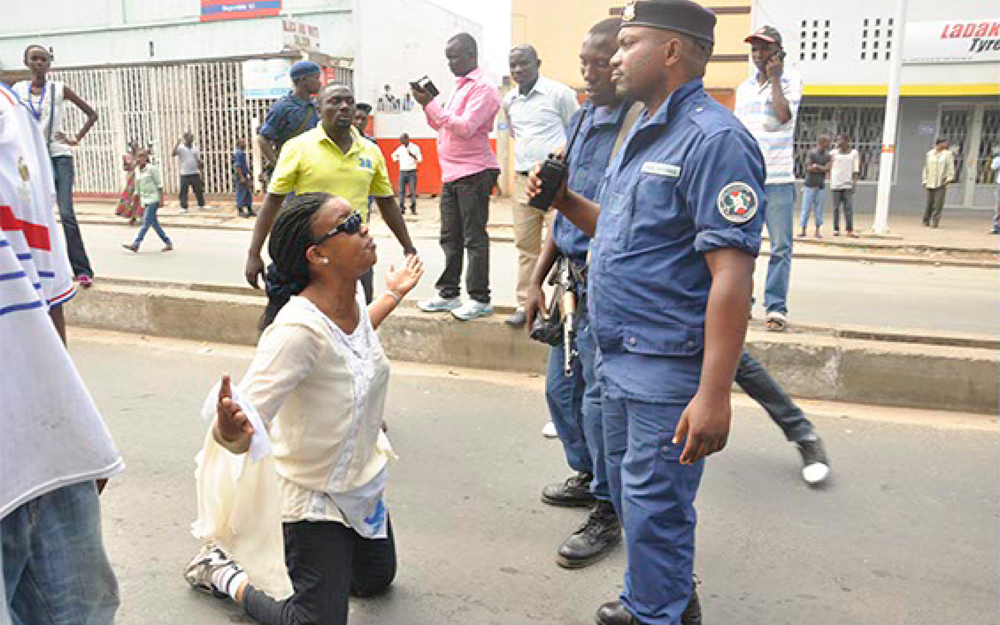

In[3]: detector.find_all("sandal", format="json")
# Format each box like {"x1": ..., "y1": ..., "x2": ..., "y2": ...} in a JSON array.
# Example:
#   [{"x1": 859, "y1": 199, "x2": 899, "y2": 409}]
[{"x1": 765, "y1": 311, "x2": 787, "y2": 333}]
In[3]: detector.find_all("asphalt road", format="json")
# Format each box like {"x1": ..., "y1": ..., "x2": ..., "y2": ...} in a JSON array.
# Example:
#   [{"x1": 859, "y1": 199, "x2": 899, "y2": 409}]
[
  {"x1": 78, "y1": 222, "x2": 997, "y2": 336},
  {"x1": 69, "y1": 330, "x2": 997, "y2": 625}
]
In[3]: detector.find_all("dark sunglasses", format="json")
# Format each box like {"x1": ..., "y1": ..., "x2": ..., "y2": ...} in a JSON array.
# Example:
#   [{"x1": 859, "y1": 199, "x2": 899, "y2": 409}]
[{"x1": 313, "y1": 212, "x2": 363, "y2": 245}]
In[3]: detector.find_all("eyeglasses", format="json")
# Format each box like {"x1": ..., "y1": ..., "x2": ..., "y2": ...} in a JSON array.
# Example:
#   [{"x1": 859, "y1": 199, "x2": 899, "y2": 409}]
[{"x1": 313, "y1": 212, "x2": 363, "y2": 245}]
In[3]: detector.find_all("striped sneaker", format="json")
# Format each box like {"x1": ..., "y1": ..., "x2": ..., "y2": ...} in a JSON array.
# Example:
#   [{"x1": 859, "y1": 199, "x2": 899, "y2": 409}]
[{"x1": 184, "y1": 544, "x2": 240, "y2": 598}]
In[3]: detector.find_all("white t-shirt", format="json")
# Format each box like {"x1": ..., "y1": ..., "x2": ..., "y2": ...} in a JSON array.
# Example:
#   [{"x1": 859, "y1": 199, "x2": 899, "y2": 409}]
[
  {"x1": 0, "y1": 84, "x2": 124, "y2": 519},
  {"x1": 176, "y1": 144, "x2": 201, "y2": 176},
  {"x1": 829, "y1": 149, "x2": 860, "y2": 190},
  {"x1": 734, "y1": 69, "x2": 803, "y2": 185},
  {"x1": 391, "y1": 143, "x2": 422, "y2": 171},
  {"x1": 11, "y1": 79, "x2": 73, "y2": 158}
]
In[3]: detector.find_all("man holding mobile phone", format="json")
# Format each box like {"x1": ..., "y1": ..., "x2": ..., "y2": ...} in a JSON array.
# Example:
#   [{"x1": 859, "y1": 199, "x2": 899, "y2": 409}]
[{"x1": 735, "y1": 25, "x2": 802, "y2": 333}]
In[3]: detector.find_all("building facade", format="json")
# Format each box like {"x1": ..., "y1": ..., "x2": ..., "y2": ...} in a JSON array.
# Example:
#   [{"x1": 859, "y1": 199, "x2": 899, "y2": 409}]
[
  {"x1": 0, "y1": 0, "x2": 480, "y2": 197},
  {"x1": 756, "y1": 0, "x2": 999, "y2": 211}
]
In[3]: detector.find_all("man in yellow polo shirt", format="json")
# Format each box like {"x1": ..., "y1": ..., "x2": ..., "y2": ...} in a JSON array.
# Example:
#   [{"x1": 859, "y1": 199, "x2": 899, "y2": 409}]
[{"x1": 245, "y1": 83, "x2": 416, "y2": 302}]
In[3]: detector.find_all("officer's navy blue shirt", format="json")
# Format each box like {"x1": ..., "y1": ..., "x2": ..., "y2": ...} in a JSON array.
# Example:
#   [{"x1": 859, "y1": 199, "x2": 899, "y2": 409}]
[
  {"x1": 588, "y1": 79, "x2": 766, "y2": 403},
  {"x1": 259, "y1": 93, "x2": 319, "y2": 155},
  {"x1": 232, "y1": 148, "x2": 249, "y2": 188},
  {"x1": 553, "y1": 100, "x2": 632, "y2": 265}
]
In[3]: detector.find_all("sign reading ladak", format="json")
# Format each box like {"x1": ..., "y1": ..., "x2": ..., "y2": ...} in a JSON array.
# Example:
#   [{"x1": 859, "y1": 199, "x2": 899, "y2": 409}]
[
  {"x1": 903, "y1": 19, "x2": 1000, "y2": 64},
  {"x1": 201, "y1": 0, "x2": 282, "y2": 22}
]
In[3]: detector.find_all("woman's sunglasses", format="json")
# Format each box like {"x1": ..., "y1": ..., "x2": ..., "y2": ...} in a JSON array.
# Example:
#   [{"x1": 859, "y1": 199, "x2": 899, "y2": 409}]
[{"x1": 313, "y1": 212, "x2": 363, "y2": 245}]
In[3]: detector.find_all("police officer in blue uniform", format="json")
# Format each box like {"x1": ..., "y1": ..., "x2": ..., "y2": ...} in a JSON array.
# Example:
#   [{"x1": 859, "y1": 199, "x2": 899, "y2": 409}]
[
  {"x1": 525, "y1": 17, "x2": 640, "y2": 571},
  {"x1": 257, "y1": 61, "x2": 322, "y2": 183},
  {"x1": 529, "y1": 1, "x2": 766, "y2": 623}
]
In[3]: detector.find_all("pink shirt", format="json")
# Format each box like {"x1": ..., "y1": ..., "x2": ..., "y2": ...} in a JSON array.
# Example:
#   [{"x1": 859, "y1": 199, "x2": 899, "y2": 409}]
[{"x1": 423, "y1": 68, "x2": 499, "y2": 183}]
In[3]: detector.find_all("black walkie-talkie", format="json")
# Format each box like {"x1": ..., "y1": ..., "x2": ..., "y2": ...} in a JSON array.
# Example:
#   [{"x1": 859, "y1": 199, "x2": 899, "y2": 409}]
[{"x1": 528, "y1": 109, "x2": 588, "y2": 211}]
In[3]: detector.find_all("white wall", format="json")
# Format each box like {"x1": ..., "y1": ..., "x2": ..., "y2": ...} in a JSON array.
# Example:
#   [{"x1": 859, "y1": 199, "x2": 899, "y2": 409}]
[
  {"x1": 0, "y1": 0, "x2": 353, "y2": 69},
  {"x1": 354, "y1": 0, "x2": 485, "y2": 140},
  {"x1": 753, "y1": 0, "x2": 999, "y2": 86}
]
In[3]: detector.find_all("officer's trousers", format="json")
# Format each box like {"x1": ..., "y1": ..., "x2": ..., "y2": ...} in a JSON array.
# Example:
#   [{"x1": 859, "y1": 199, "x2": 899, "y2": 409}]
[
  {"x1": 604, "y1": 389, "x2": 703, "y2": 625},
  {"x1": 545, "y1": 316, "x2": 610, "y2": 501}
]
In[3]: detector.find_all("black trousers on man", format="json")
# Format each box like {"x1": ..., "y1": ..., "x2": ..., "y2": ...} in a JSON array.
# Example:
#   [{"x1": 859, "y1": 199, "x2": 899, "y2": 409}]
[
  {"x1": 435, "y1": 168, "x2": 498, "y2": 304},
  {"x1": 179, "y1": 173, "x2": 206, "y2": 208},
  {"x1": 242, "y1": 519, "x2": 396, "y2": 625}
]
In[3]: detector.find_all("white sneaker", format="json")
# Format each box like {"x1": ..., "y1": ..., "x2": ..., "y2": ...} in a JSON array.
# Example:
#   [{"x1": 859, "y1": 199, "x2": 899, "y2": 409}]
[
  {"x1": 541, "y1": 421, "x2": 559, "y2": 439},
  {"x1": 179, "y1": 207, "x2": 189, "y2": 214},
  {"x1": 451, "y1": 300, "x2": 494, "y2": 321},
  {"x1": 184, "y1": 544, "x2": 240, "y2": 598},
  {"x1": 418, "y1": 295, "x2": 461, "y2": 312}
]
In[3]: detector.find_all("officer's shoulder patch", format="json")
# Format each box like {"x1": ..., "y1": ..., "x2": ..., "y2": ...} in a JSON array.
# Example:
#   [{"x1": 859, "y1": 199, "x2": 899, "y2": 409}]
[{"x1": 717, "y1": 182, "x2": 758, "y2": 224}]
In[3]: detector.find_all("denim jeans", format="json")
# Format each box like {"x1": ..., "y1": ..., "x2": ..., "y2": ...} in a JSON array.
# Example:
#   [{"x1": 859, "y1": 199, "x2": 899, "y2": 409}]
[
  {"x1": 734, "y1": 351, "x2": 816, "y2": 443},
  {"x1": 545, "y1": 314, "x2": 609, "y2": 501},
  {"x1": 764, "y1": 183, "x2": 795, "y2": 316},
  {"x1": 799, "y1": 186, "x2": 825, "y2": 229},
  {"x1": 133, "y1": 202, "x2": 171, "y2": 248},
  {"x1": 3, "y1": 482, "x2": 119, "y2": 625},
  {"x1": 398, "y1": 170, "x2": 417, "y2": 209},
  {"x1": 51, "y1": 155, "x2": 94, "y2": 278}
]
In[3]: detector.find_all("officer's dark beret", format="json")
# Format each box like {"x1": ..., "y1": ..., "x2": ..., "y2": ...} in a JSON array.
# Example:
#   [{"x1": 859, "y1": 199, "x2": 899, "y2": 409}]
[
  {"x1": 289, "y1": 61, "x2": 321, "y2": 80},
  {"x1": 620, "y1": 0, "x2": 716, "y2": 45}
]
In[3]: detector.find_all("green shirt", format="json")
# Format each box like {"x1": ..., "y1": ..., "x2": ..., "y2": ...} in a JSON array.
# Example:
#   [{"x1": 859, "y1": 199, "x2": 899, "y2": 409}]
[
  {"x1": 135, "y1": 163, "x2": 163, "y2": 206},
  {"x1": 268, "y1": 126, "x2": 392, "y2": 221}
]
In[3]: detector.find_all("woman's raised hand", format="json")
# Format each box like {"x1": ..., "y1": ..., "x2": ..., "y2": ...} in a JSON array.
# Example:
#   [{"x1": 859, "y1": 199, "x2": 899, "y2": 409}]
[{"x1": 384, "y1": 254, "x2": 424, "y2": 298}]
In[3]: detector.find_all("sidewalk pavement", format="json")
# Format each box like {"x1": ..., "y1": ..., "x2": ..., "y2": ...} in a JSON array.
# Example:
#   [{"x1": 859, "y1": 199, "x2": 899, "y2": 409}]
[{"x1": 73, "y1": 196, "x2": 998, "y2": 265}]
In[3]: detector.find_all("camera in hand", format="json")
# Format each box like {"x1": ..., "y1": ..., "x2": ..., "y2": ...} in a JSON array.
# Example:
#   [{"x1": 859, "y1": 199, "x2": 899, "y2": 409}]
[
  {"x1": 528, "y1": 156, "x2": 569, "y2": 211},
  {"x1": 410, "y1": 76, "x2": 439, "y2": 98}
]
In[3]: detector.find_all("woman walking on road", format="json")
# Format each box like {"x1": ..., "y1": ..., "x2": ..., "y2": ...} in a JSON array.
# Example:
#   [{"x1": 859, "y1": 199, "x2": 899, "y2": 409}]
[
  {"x1": 115, "y1": 140, "x2": 143, "y2": 225},
  {"x1": 122, "y1": 149, "x2": 172, "y2": 253},
  {"x1": 185, "y1": 192, "x2": 423, "y2": 625}
]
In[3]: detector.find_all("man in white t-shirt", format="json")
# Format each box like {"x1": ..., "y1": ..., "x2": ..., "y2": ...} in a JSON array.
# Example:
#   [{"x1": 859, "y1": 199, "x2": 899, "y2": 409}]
[
  {"x1": 173, "y1": 130, "x2": 205, "y2": 212},
  {"x1": 829, "y1": 133, "x2": 861, "y2": 236},
  {"x1": 735, "y1": 25, "x2": 802, "y2": 332},
  {"x1": 391, "y1": 133, "x2": 422, "y2": 215},
  {"x1": 0, "y1": 83, "x2": 124, "y2": 625}
]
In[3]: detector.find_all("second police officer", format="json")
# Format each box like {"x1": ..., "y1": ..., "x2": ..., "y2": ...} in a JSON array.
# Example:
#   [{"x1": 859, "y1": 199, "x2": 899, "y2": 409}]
[{"x1": 528, "y1": 1, "x2": 766, "y2": 624}]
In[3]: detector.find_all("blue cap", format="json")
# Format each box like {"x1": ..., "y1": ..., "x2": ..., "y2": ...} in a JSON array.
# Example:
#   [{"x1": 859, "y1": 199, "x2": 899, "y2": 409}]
[{"x1": 289, "y1": 61, "x2": 321, "y2": 80}]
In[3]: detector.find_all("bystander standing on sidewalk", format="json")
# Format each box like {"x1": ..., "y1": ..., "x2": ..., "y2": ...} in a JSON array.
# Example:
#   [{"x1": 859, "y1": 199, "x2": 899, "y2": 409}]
[
  {"x1": 122, "y1": 149, "x2": 173, "y2": 253},
  {"x1": 922, "y1": 138, "x2": 956, "y2": 228},
  {"x1": 503, "y1": 44, "x2": 579, "y2": 327},
  {"x1": 392, "y1": 133, "x2": 422, "y2": 215},
  {"x1": 798, "y1": 134, "x2": 830, "y2": 238},
  {"x1": 233, "y1": 138, "x2": 255, "y2": 218},
  {"x1": 173, "y1": 131, "x2": 206, "y2": 212},
  {"x1": 1, "y1": 81, "x2": 124, "y2": 625},
  {"x1": 13, "y1": 44, "x2": 99, "y2": 287},
  {"x1": 412, "y1": 33, "x2": 501, "y2": 321},
  {"x1": 735, "y1": 25, "x2": 802, "y2": 332},
  {"x1": 829, "y1": 133, "x2": 860, "y2": 237}
]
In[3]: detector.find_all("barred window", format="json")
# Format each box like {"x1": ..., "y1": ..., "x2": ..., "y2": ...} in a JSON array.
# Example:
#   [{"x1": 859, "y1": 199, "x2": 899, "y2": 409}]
[
  {"x1": 975, "y1": 108, "x2": 999, "y2": 185},
  {"x1": 794, "y1": 105, "x2": 885, "y2": 182}
]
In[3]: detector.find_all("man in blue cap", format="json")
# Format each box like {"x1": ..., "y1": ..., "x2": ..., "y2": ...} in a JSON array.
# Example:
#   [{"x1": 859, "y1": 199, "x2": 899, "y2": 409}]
[
  {"x1": 257, "y1": 60, "x2": 322, "y2": 184},
  {"x1": 529, "y1": 1, "x2": 765, "y2": 622}
]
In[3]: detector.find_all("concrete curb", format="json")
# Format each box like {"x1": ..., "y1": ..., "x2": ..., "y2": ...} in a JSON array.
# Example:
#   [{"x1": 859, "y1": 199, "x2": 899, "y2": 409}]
[
  {"x1": 74, "y1": 216, "x2": 997, "y2": 269},
  {"x1": 65, "y1": 279, "x2": 999, "y2": 415}
]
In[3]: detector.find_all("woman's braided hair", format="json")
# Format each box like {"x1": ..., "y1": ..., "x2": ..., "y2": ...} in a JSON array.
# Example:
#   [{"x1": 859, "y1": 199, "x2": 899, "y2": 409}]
[{"x1": 260, "y1": 192, "x2": 332, "y2": 330}]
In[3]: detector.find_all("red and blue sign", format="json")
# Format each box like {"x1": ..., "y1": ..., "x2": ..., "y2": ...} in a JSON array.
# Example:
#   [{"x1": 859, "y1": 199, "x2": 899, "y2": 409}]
[{"x1": 201, "y1": 0, "x2": 282, "y2": 22}]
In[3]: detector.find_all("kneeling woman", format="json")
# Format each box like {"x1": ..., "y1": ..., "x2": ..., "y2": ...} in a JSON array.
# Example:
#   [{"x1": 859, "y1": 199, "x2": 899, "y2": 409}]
[{"x1": 186, "y1": 192, "x2": 423, "y2": 624}]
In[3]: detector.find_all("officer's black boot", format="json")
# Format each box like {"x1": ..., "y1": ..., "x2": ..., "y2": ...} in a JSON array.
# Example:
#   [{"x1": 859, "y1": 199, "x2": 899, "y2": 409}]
[
  {"x1": 540, "y1": 471, "x2": 595, "y2": 508},
  {"x1": 594, "y1": 586, "x2": 701, "y2": 625},
  {"x1": 556, "y1": 500, "x2": 621, "y2": 569}
]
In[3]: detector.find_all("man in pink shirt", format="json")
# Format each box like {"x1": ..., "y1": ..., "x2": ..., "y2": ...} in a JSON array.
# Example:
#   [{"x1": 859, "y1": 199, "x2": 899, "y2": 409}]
[{"x1": 412, "y1": 33, "x2": 501, "y2": 321}]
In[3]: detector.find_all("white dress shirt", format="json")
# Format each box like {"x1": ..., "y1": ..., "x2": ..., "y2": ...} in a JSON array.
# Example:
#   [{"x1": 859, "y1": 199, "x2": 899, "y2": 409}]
[{"x1": 503, "y1": 76, "x2": 579, "y2": 173}]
